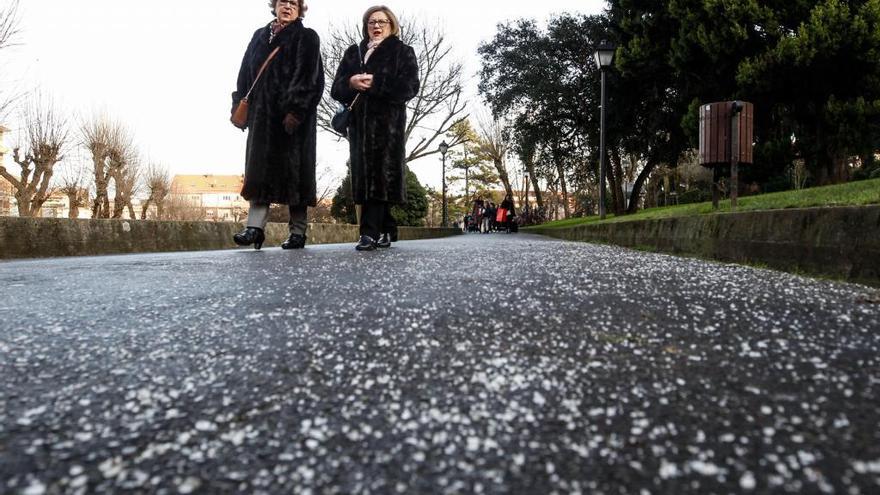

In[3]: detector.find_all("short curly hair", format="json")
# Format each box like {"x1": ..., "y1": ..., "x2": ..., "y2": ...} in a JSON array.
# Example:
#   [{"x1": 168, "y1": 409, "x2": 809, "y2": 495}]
[{"x1": 268, "y1": 0, "x2": 307, "y2": 18}]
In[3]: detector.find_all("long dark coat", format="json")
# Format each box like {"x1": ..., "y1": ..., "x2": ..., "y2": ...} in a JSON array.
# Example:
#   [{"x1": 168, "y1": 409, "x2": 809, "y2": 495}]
[
  {"x1": 232, "y1": 20, "x2": 324, "y2": 206},
  {"x1": 331, "y1": 36, "x2": 420, "y2": 204}
]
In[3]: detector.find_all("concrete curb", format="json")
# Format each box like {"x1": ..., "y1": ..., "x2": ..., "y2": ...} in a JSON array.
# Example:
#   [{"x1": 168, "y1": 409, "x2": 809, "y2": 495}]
[
  {"x1": 527, "y1": 206, "x2": 880, "y2": 287},
  {"x1": 0, "y1": 217, "x2": 462, "y2": 260}
]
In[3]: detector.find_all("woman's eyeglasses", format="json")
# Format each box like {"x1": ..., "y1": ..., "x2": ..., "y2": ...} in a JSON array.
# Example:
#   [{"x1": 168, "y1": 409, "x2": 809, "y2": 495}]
[
  {"x1": 277, "y1": 0, "x2": 298, "y2": 7},
  {"x1": 367, "y1": 20, "x2": 391, "y2": 27}
]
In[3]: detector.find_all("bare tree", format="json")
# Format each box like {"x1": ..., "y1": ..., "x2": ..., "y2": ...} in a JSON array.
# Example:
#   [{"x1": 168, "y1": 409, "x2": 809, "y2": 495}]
[
  {"x1": 112, "y1": 154, "x2": 140, "y2": 219},
  {"x1": 56, "y1": 156, "x2": 90, "y2": 219},
  {"x1": 316, "y1": 164, "x2": 340, "y2": 205},
  {"x1": 0, "y1": 0, "x2": 21, "y2": 119},
  {"x1": 105, "y1": 130, "x2": 139, "y2": 219},
  {"x1": 318, "y1": 15, "x2": 468, "y2": 163},
  {"x1": 81, "y1": 115, "x2": 135, "y2": 219},
  {"x1": 474, "y1": 114, "x2": 514, "y2": 199},
  {"x1": 141, "y1": 162, "x2": 170, "y2": 219},
  {"x1": 0, "y1": 94, "x2": 69, "y2": 217},
  {"x1": 0, "y1": 0, "x2": 19, "y2": 50},
  {"x1": 81, "y1": 115, "x2": 114, "y2": 218}
]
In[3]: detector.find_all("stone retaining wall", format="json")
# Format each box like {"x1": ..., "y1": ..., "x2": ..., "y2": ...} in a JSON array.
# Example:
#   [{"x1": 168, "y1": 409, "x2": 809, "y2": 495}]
[
  {"x1": 528, "y1": 206, "x2": 880, "y2": 287},
  {"x1": 0, "y1": 217, "x2": 461, "y2": 260}
]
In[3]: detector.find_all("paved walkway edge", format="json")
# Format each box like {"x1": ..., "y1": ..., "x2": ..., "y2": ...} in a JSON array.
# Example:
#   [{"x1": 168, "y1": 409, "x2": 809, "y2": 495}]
[
  {"x1": 528, "y1": 206, "x2": 880, "y2": 287},
  {"x1": 0, "y1": 218, "x2": 462, "y2": 260}
]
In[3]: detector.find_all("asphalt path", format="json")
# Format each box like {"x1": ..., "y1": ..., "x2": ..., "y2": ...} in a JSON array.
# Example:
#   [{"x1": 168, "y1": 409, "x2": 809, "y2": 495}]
[{"x1": 1, "y1": 234, "x2": 879, "y2": 494}]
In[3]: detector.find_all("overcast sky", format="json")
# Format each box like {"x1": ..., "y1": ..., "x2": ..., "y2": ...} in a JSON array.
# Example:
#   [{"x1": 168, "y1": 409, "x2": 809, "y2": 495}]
[{"x1": 1, "y1": 0, "x2": 604, "y2": 191}]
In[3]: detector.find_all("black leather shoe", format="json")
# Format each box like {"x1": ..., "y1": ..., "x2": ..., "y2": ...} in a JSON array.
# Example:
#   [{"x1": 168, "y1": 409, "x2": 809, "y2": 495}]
[
  {"x1": 233, "y1": 227, "x2": 265, "y2": 250},
  {"x1": 281, "y1": 233, "x2": 307, "y2": 250},
  {"x1": 355, "y1": 235, "x2": 377, "y2": 251},
  {"x1": 376, "y1": 233, "x2": 392, "y2": 248},
  {"x1": 389, "y1": 229, "x2": 399, "y2": 243}
]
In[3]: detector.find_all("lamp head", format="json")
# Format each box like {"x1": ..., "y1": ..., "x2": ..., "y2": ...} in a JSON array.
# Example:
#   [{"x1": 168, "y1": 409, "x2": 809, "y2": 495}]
[
  {"x1": 593, "y1": 39, "x2": 616, "y2": 69},
  {"x1": 439, "y1": 140, "x2": 449, "y2": 156}
]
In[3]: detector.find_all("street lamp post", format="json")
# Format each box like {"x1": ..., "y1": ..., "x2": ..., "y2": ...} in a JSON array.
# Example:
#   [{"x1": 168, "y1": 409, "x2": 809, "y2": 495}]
[
  {"x1": 594, "y1": 39, "x2": 615, "y2": 220},
  {"x1": 463, "y1": 149, "x2": 470, "y2": 201},
  {"x1": 523, "y1": 171, "x2": 530, "y2": 217},
  {"x1": 439, "y1": 140, "x2": 450, "y2": 227}
]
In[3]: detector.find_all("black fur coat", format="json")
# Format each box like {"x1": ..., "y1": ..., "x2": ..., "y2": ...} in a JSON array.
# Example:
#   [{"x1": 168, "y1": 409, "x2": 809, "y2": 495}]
[
  {"x1": 232, "y1": 20, "x2": 324, "y2": 206},
  {"x1": 331, "y1": 36, "x2": 420, "y2": 204}
]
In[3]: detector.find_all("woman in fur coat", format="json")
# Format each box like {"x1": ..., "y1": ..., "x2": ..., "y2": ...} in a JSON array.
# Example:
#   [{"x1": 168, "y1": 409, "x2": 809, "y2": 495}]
[
  {"x1": 331, "y1": 5, "x2": 420, "y2": 251},
  {"x1": 231, "y1": 0, "x2": 324, "y2": 250}
]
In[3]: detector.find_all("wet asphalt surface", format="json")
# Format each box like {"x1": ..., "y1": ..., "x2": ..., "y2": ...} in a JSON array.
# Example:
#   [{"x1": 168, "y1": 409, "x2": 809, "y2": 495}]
[{"x1": 1, "y1": 233, "x2": 879, "y2": 494}]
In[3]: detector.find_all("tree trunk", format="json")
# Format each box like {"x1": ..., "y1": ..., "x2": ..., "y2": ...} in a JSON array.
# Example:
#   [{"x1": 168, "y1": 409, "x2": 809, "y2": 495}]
[
  {"x1": 611, "y1": 149, "x2": 626, "y2": 214},
  {"x1": 833, "y1": 156, "x2": 848, "y2": 183},
  {"x1": 549, "y1": 147, "x2": 570, "y2": 219},
  {"x1": 530, "y1": 175, "x2": 544, "y2": 210},
  {"x1": 141, "y1": 196, "x2": 155, "y2": 220},
  {"x1": 92, "y1": 171, "x2": 111, "y2": 218},
  {"x1": 627, "y1": 160, "x2": 657, "y2": 214},
  {"x1": 91, "y1": 194, "x2": 101, "y2": 218},
  {"x1": 494, "y1": 158, "x2": 514, "y2": 199},
  {"x1": 607, "y1": 151, "x2": 621, "y2": 215},
  {"x1": 521, "y1": 157, "x2": 544, "y2": 210},
  {"x1": 14, "y1": 190, "x2": 33, "y2": 217},
  {"x1": 112, "y1": 187, "x2": 125, "y2": 219},
  {"x1": 101, "y1": 193, "x2": 111, "y2": 219},
  {"x1": 92, "y1": 184, "x2": 110, "y2": 218},
  {"x1": 66, "y1": 193, "x2": 79, "y2": 218},
  {"x1": 546, "y1": 180, "x2": 560, "y2": 220}
]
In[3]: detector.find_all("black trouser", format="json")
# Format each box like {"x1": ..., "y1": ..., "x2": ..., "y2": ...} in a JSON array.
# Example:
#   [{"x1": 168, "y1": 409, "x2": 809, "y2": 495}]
[{"x1": 359, "y1": 199, "x2": 397, "y2": 239}]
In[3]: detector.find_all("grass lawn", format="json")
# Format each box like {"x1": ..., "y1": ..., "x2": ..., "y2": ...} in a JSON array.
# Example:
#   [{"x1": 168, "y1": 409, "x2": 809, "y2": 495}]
[{"x1": 527, "y1": 178, "x2": 880, "y2": 230}]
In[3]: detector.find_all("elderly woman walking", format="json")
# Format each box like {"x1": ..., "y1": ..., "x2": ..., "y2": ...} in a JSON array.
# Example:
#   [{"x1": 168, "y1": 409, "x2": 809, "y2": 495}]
[
  {"x1": 231, "y1": 0, "x2": 324, "y2": 250},
  {"x1": 331, "y1": 5, "x2": 420, "y2": 251}
]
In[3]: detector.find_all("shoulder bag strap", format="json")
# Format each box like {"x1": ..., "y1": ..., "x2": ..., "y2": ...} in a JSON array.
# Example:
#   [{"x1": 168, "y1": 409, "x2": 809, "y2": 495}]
[
  {"x1": 348, "y1": 43, "x2": 366, "y2": 111},
  {"x1": 244, "y1": 46, "x2": 282, "y2": 100}
]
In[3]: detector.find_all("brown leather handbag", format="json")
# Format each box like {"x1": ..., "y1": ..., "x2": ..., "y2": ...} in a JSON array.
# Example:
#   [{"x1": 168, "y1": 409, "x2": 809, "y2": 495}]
[{"x1": 231, "y1": 46, "x2": 281, "y2": 129}]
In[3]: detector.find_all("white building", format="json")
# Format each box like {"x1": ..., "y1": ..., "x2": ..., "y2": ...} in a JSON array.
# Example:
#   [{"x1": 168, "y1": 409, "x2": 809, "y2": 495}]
[{"x1": 169, "y1": 175, "x2": 248, "y2": 222}]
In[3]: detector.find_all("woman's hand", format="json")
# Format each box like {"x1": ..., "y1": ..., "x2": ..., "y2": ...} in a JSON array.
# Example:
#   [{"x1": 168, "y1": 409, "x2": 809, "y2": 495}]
[
  {"x1": 283, "y1": 113, "x2": 301, "y2": 135},
  {"x1": 349, "y1": 74, "x2": 374, "y2": 92}
]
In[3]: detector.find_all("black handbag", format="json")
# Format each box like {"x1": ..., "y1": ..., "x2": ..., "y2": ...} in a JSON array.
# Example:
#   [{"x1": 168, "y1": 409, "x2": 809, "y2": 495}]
[
  {"x1": 331, "y1": 44, "x2": 365, "y2": 138},
  {"x1": 331, "y1": 94, "x2": 359, "y2": 137}
]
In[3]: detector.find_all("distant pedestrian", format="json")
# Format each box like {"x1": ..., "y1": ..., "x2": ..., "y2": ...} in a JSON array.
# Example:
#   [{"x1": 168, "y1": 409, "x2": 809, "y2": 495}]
[
  {"x1": 231, "y1": 0, "x2": 324, "y2": 250},
  {"x1": 499, "y1": 194, "x2": 516, "y2": 233},
  {"x1": 484, "y1": 202, "x2": 497, "y2": 233},
  {"x1": 331, "y1": 5, "x2": 420, "y2": 251}
]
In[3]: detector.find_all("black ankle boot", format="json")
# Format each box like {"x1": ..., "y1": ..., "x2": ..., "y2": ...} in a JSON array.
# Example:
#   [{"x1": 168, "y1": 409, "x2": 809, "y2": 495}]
[
  {"x1": 376, "y1": 233, "x2": 392, "y2": 248},
  {"x1": 233, "y1": 227, "x2": 265, "y2": 250},
  {"x1": 355, "y1": 235, "x2": 377, "y2": 251},
  {"x1": 389, "y1": 228, "x2": 399, "y2": 243},
  {"x1": 281, "y1": 233, "x2": 307, "y2": 250}
]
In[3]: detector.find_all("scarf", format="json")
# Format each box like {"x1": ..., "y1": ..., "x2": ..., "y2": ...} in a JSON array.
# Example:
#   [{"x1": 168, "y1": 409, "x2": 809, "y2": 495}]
[
  {"x1": 269, "y1": 20, "x2": 289, "y2": 44},
  {"x1": 363, "y1": 38, "x2": 384, "y2": 64}
]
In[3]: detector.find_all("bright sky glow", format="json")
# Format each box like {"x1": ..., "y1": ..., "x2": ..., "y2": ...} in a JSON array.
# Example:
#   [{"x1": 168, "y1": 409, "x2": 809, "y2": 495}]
[{"x1": 1, "y1": 0, "x2": 603, "y2": 190}]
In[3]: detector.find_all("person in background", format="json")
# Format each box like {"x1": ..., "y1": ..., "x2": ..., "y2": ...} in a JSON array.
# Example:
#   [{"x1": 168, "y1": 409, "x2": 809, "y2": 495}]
[
  {"x1": 231, "y1": 0, "x2": 324, "y2": 250},
  {"x1": 331, "y1": 5, "x2": 420, "y2": 251},
  {"x1": 484, "y1": 202, "x2": 496, "y2": 233},
  {"x1": 499, "y1": 194, "x2": 516, "y2": 233}
]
